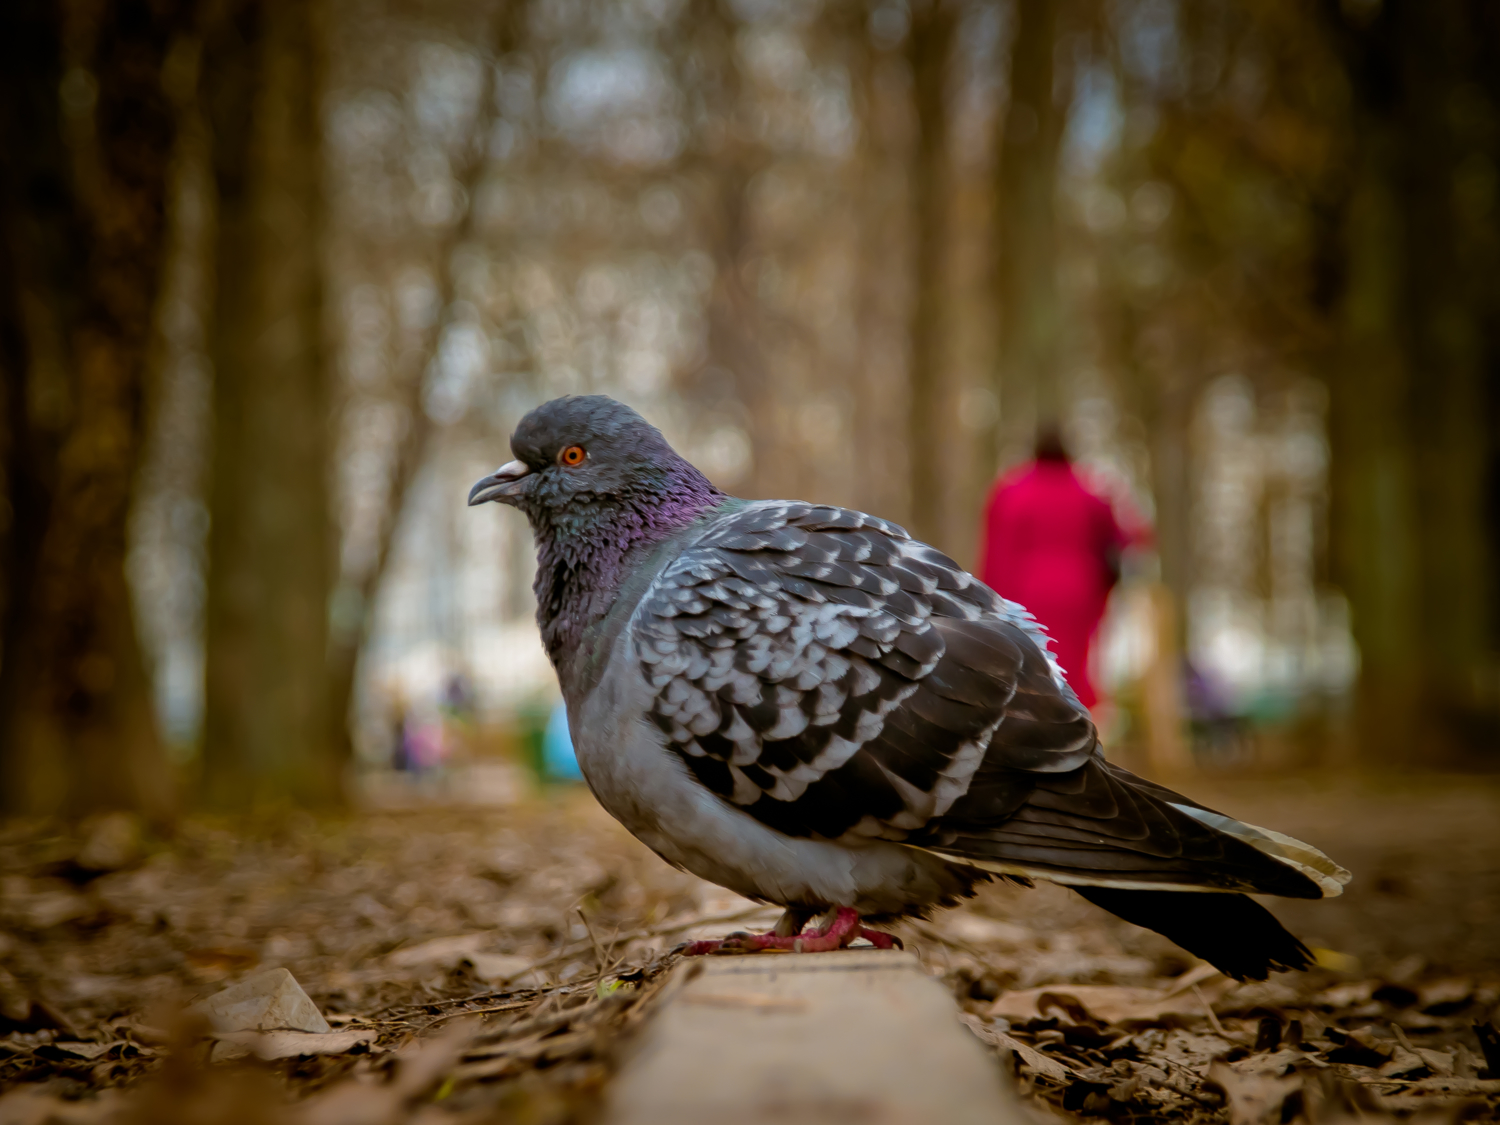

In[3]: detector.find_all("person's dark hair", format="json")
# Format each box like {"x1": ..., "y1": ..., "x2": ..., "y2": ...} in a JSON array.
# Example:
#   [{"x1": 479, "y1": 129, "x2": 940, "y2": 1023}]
[{"x1": 1035, "y1": 422, "x2": 1070, "y2": 463}]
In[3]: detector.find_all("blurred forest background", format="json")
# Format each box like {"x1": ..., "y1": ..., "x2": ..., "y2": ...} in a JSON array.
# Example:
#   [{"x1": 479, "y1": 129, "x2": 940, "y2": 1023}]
[{"x1": 3, "y1": 0, "x2": 1499, "y2": 819}]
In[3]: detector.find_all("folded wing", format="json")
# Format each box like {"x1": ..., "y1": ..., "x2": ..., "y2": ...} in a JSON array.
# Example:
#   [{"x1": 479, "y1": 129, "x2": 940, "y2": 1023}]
[{"x1": 633, "y1": 500, "x2": 1348, "y2": 977}]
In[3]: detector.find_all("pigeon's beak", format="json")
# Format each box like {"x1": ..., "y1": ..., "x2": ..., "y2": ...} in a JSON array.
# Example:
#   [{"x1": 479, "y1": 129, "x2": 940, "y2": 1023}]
[{"x1": 468, "y1": 460, "x2": 532, "y2": 506}]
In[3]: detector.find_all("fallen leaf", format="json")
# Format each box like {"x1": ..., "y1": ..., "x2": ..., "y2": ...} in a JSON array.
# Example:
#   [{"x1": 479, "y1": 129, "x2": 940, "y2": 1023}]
[
  {"x1": 1416, "y1": 977, "x2": 1473, "y2": 1009},
  {"x1": 35, "y1": 1040, "x2": 112, "y2": 1061},
  {"x1": 14, "y1": 891, "x2": 93, "y2": 931},
  {"x1": 212, "y1": 1028, "x2": 378, "y2": 1062},
  {"x1": 293, "y1": 1021, "x2": 475, "y2": 1125},
  {"x1": 1378, "y1": 1048, "x2": 1429, "y2": 1078},
  {"x1": 960, "y1": 1014, "x2": 1076, "y2": 1083},
  {"x1": 1236, "y1": 1048, "x2": 1325, "y2": 1076},
  {"x1": 76, "y1": 812, "x2": 142, "y2": 872},
  {"x1": 942, "y1": 915, "x2": 1033, "y2": 947},
  {"x1": 1208, "y1": 1059, "x2": 1302, "y2": 1125},
  {"x1": 387, "y1": 933, "x2": 488, "y2": 971},
  {"x1": 1314, "y1": 980, "x2": 1378, "y2": 1007},
  {"x1": 0, "y1": 997, "x2": 80, "y2": 1038},
  {"x1": 455, "y1": 1029, "x2": 596, "y2": 1079},
  {"x1": 462, "y1": 952, "x2": 532, "y2": 984},
  {"x1": 1401, "y1": 1076, "x2": 1500, "y2": 1096},
  {"x1": 1414, "y1": 1047, "x2": 1457, "y2": 1076},
  {"x1": 989, "y1": 975, "x2": 1231, "y2": 1027}
]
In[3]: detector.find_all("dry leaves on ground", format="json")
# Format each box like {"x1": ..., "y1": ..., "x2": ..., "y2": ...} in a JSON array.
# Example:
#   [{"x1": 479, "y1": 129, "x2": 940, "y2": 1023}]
[
  {"x1": 929, "y1": 884, "x2": 1500, "y2": 1124},
  {"x1": 0, "y1": 785, "x2": 1498, "y2": 1125},
  {"x1": 0, "y1": 798, "x2": 776, "y2": 1123}
]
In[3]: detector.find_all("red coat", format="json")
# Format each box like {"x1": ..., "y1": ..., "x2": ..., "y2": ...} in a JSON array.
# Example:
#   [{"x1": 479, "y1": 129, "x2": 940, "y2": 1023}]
[{"x1": 977, "y1": 462, "x2": 1130, "y2": 708}]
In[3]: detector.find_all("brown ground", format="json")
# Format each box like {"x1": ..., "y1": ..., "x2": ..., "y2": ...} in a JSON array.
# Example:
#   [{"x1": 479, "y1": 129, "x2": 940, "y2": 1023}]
[{"x1": 1, "y1": 773, "x2": 1497, "y2": 1123}]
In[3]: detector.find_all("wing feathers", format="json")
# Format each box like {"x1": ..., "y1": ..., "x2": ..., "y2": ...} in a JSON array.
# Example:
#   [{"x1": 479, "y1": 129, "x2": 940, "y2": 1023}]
[
  {"x1": 927, "y1": 759, "x2": 1331, "y2": 899},
  {"x1": 634, "y1": 498, "x2": 1344, "y2": 929},
  {"x1": 637, "y1": 501, "x2": 1084, "y2": 840}
]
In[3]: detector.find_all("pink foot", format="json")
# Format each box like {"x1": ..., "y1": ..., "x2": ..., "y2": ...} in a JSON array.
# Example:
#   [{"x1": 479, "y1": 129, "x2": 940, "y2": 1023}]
[{"x1": 676, "y1": 908, "x2": 903, "y2": 955}]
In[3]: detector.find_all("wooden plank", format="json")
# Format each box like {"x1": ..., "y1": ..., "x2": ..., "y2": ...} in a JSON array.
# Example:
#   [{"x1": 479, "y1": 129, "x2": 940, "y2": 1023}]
[{"x1": 606, "y1": 950, "x2": 1021, "y2": 1125}]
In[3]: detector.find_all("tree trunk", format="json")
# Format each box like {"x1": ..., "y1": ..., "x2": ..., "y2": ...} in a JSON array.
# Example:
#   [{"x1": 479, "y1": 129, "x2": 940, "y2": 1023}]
[
  {"x1": 903, "y1": 0, "x2": 957, "y2": 550},
  {"x1": 991, "y1": 0, "x2": 1067, "y2": 472},
  {"x1": 0, "y1": 0, "x2": 187, "y2": 821},
  {"x1": 853, "y1": 44, "x2": 912, "y2": 529},
  {"x1": 681, "y1": 0, "x2": 778, "y2": 501},
  {"x1": 200, "y1": 0, "x2": 336, "y2": 808},
  {"x1": 1321, "y1": 0, "x2": 1500, "y2": 766},
  {"x1": 1399, "y1": 2, "x2": 1495, "y2": 757},
  {"x1": 704, "y1": 168, "x2": 777, "y2": 497}
]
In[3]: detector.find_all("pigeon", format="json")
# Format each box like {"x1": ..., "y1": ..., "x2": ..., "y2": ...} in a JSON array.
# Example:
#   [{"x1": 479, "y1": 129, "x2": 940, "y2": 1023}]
[{"x1": 468, "y1": 395, "x2": 1350, "y2": 979}]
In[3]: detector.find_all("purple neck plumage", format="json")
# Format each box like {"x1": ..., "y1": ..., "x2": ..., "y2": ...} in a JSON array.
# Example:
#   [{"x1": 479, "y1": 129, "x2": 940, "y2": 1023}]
[{"x1": 529, "y1": 460, "x2": 722, "y2": 664}]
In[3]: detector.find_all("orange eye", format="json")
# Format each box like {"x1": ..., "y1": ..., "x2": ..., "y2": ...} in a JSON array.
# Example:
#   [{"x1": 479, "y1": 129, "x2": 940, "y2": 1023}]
[{"x1": 559, "y1": 445, "x2": 586, "y2": 467}]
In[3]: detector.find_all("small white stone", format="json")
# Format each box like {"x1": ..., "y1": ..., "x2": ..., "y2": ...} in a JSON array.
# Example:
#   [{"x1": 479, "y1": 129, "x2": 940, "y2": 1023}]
[{"x1": 192, "y1": 967, "x2": 330, "y2": 1035}]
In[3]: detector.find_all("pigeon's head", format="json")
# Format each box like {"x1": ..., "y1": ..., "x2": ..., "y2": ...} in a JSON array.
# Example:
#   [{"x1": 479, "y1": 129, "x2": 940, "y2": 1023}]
[{"x1": 467, "y1": 395, "x2": 720, "y2": 529}]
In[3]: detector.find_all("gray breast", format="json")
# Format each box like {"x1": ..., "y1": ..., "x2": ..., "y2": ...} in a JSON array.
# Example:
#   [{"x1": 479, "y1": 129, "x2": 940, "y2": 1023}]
[{"x1": 567, "y1": 625, "x2": 976, "y2": 917}]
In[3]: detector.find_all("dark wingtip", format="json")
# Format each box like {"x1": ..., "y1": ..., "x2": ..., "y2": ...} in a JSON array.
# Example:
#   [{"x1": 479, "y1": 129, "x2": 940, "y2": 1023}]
[{"x1": 1073, "y1": 886, "x2": 1314, "y2": 982}]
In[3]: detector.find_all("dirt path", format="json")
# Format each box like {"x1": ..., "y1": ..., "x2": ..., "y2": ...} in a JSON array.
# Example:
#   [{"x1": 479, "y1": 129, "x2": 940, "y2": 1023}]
[
  {"x1": 1186, "y1": 776, "x2": 1500, "y2": 973},
  {"x1": 1, "y1": 775, "x2": 1496, "y2": 1122}
]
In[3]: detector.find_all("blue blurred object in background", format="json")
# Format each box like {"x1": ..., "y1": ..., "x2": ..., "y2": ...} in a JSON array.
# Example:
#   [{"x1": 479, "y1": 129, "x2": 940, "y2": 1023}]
[{"x1": 543, "y1": 699, "x2": 582, "y2": 781}]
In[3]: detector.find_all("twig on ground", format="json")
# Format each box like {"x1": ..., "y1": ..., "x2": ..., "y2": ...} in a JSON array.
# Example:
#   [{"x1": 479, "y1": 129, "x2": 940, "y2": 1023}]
[
  {"x1": 577, "y1": 906, "x2": 609, "y2": 970},
  {"x1": 1193, "y1": 983, "x2": 1241, "y2": 1042},
  {"x1": 419, "y1": 999, "x2": 535, "y2": 1029},
  {"x1": 526, "y1": 904, "x2": 774, "y2": 971}
]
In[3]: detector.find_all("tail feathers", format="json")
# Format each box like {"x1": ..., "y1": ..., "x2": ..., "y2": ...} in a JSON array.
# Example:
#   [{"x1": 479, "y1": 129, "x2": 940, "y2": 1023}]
[
  {"x1": 926, "y1": 760, "x2": 1348, "y2": 901},
  {"x1": 1166, "y1": 803, "x2": 1350, "y2": 899},
  {"x1": 1074, "y1": 886, "x2": 1313, "y2": 982},
  {"x1": 1113, "y1": 766, "x2": 1350, "y2": 899}
]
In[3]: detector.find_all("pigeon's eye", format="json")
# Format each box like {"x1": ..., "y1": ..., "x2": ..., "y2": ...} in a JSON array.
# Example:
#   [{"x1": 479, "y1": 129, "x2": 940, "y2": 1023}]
[{"x1": 559, "y1": 444, "x2": 587, "y2": 467}]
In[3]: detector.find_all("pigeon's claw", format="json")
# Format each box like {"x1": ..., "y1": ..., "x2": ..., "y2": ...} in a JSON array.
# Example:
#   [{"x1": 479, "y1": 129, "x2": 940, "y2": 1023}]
[
  {"x1": 675, "y1": 908, "x2": 902, "y2": 956},
  {"x1": 675, "y1": 938, "x2": 726, "y2": 956}
]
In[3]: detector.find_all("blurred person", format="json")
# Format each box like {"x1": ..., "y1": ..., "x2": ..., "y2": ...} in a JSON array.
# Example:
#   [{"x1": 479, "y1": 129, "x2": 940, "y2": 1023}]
[
  {"x1": 977, "y1": 424, "x2": 1139, "y2": 710},
  {"x1": 386, "y1": 686, "x2": 414, "y2": 773},
  {"x1": 1183, "y1": 658, "x2": 1252, "y2": 767},
  {"x1": 441, "y1": 671, "x2": 475, "y2": 722},
  {"x1": 440, "y1": 670, "x2": 477, "y2": 764},
  {"x1": 392, "y1": 684, "x2": 450, "y2": 781}
]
